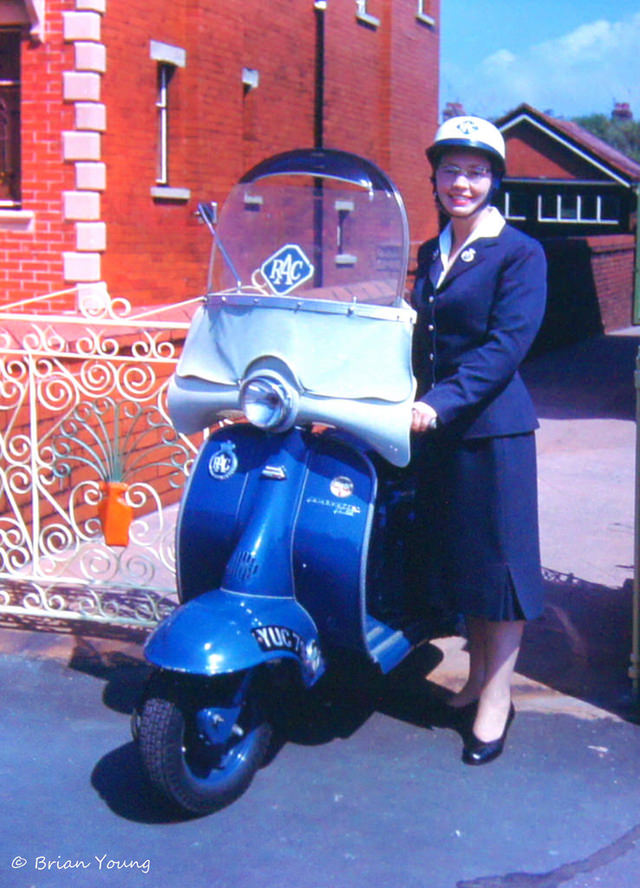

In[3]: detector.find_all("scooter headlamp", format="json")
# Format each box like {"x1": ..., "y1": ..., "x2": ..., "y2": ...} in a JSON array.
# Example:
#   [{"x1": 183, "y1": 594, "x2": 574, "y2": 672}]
[{"x1": 239, "y1": 373, "x2": 297, "y2": 430}]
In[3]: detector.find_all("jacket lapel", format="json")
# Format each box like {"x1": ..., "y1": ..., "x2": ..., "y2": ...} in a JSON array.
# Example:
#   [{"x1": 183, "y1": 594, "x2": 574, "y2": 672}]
[
  {"x1": 428, "y1": 246, "x2": 443, "y2": 291},
  {"x1": 437, "y1": 239, "x2": 497, "y2": 290}
]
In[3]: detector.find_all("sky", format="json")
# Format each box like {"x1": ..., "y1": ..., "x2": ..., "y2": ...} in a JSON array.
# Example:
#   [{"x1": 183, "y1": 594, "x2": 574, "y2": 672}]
[{"x1": 440, "y1": 0, "x2": 640, "y2": 120}]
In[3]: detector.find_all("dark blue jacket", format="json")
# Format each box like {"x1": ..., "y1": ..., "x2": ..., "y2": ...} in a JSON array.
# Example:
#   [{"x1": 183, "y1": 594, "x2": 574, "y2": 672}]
[{"x1": 412, "y1": 223, "x2": 547, "y2": 438}]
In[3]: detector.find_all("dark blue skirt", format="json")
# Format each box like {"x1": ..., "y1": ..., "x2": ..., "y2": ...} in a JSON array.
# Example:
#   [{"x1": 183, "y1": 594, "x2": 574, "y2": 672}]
[{"x1": 412, "y1": 432, "x2": 543, "y2": 622}]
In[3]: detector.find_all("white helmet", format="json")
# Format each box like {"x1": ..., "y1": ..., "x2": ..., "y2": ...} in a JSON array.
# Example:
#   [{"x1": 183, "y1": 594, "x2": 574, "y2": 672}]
[{"x1": 426, "y1": 116, "x2": 506, "y2": 174}]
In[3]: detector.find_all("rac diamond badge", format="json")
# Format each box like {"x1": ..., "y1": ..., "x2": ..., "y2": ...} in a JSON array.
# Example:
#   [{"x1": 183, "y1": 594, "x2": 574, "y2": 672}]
[{"x1": 261, "y1": 244, "x2": 314, "y2": 296}]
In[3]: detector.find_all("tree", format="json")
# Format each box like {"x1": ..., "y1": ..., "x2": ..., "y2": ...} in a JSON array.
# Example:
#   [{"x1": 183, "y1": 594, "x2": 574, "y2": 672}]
[{"x1": 572, "y1": 113, "x2": 640, "y2": 163}]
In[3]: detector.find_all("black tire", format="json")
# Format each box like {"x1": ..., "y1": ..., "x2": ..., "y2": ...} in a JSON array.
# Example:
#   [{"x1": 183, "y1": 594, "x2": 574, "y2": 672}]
[{"x1": 137, "y1": 671, "x2": 272, "y2": 816}]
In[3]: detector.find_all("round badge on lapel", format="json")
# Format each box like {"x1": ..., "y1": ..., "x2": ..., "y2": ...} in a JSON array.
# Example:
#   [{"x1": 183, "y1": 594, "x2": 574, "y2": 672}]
[{"x1": 460, "y1": 248, "x2": 476, "y2": 263}]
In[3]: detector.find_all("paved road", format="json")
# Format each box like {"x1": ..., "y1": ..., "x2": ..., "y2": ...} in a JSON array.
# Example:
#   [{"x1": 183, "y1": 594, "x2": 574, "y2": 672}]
[
  {"x1": 2, "y1": 332, "x2": 640, "y2": 888},
  {"x1": 1, "y1": 642, "x2": 639, "y2": 888}
]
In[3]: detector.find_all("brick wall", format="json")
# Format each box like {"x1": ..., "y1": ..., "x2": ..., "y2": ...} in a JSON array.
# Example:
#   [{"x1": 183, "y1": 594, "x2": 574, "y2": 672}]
[
  {"x1": 99, "y1": 0, "x2": 439, "y2": 306},
  {"x1": 587, "y1": 234, "x2": 635, "y2": 330},
  {"x1": 1, "y1": 0, "x2": 439, "y2": 310}
]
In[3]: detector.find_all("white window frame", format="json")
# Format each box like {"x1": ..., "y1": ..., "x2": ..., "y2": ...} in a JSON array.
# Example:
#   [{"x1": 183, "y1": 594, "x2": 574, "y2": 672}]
[
  {"x1": 416, "y1": 0, "x2": 436, "y2": 27},
  {"x1": 155, "y1": 62, "x2": 172, "y2": 186},
  {"x1": 149, "y1": 41, "x2": 190, "y2": 202},
  {"x1": 502, "y1": 191, "x2": 527, "y2": 222},
  {"x1": 355, "y1": 0, "x2": 380, "y2": 28},
  {"x1": 537, "y1": 192, "x2": 618, "y2": 225}
]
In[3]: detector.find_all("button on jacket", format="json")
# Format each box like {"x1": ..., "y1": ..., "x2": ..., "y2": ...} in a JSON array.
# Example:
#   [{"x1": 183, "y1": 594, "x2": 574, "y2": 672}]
[{"x1": 412, "y1": 220, "x2": 547, "y2": 439}]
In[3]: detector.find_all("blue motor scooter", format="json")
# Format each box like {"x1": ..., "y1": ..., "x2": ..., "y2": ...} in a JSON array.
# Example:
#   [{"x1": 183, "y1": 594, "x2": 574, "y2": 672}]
[{"x1": 134, "y1": 148, "x2": 433, "y2": 815}]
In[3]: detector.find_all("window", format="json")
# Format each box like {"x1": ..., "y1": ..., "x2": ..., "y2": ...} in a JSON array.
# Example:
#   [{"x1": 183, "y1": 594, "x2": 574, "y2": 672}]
[
  {"x1": 155, "y1": 63, "x2": 173, "y2": 186},
  {"x1": 580, "y1": 193, "x2": 597, "y2": 221},
  {"x1": 0, "y1": 30, "x2": 21, "y2": 207},
  {"x1": 537, "y1": 190, "x2": 619, "y2": 225},
  {"x1": 539, "y1": 192, "x2": 558, "y2": 221},
  {"x1": 559, "y1": 193, "x2": 578, "y2": 221},
  {"x1": 335, "y1": 199, "x2": 356, "y2": 266},
  {"x1": 149, "y1": 41, "x2": 189, "y2": 201},
  {"x1": 599, "y1": 194, "x2": 620, "y2": 223}
]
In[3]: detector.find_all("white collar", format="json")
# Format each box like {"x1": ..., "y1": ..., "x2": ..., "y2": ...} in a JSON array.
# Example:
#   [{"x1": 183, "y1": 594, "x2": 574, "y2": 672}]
[{"x1": 437, "y1": 207, "x2": 506, "y2": 285}]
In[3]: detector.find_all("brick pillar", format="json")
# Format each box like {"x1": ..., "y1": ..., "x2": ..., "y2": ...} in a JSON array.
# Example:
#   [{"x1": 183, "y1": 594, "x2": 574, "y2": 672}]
[{"x1": 61, "y1": 0, "x2": 109, "y2": 311}]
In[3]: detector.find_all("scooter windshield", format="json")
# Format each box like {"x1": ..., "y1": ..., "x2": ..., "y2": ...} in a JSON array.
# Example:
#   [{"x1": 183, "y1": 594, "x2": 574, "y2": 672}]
[
  {"x1": 209, "y1": 173, "x2": 408, "y2": 307},
  {"x1": 170, "y1": 150, "x2": 416, "y2": 466}
]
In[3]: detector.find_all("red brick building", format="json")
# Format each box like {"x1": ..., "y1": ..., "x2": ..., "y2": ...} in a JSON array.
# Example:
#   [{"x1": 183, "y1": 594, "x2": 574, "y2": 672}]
[
  {"x1": 496, "y1": 104, "x2": 640, "y2": 342},
  {"x1": 0, "y1": 0, "x2": 440, "y2": 312}
]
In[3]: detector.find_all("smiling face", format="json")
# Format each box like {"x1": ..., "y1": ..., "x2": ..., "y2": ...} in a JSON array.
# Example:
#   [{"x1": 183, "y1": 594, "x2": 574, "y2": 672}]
[{"x1": 434, "y1": 149, "x2": 494, "y2": 220}]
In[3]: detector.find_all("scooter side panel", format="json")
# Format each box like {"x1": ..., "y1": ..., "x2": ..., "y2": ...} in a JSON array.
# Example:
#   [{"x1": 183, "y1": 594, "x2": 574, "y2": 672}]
[
  {"x1": 177, "y1": 425, "x2": 269, "y2": 601},
  {"x1": 292, "y1": 434, "x2": 375, "y2": 653}
]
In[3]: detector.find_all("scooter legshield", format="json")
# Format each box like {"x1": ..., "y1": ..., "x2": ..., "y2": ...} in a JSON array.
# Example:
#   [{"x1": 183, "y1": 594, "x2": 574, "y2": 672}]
[{"x1": 144, "y1": 589, "x2": 324, "y2": 684}]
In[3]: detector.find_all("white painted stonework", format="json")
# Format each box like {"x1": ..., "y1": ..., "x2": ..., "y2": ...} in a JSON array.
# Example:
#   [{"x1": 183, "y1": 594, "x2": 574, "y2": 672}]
[{"x1": 61, "y1": 1, "x2": 108, "y2": 292}]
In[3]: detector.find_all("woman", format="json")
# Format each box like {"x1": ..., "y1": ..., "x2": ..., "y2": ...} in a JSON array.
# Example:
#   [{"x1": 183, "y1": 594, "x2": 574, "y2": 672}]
[{"x1": 410, "y1": 116, "x2": 547, "y2": 765}]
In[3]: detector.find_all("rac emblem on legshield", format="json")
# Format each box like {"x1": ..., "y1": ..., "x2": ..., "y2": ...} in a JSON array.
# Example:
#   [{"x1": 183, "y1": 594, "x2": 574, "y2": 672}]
[
  {"x1": 261, "y1": 244, "x2": 314, "y2": 296},
  {"x1": 208, "y1": 441, "x2": 238, "y2": 480}
]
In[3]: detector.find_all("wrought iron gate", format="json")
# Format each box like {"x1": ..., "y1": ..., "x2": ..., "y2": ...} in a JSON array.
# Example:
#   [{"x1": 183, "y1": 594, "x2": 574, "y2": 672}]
[{"x1": 0, "y1": 291, "x2": 202, "y2": 630}]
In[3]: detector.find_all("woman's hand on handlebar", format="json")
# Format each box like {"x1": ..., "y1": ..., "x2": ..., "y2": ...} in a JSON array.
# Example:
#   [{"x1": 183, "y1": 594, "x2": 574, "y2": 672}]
[{"x1": 411, "y1": 401, "x2": 439, "y2": 433}]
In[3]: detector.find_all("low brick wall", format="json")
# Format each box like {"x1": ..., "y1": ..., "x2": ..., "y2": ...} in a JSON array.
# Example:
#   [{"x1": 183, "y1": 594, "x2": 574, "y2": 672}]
[{"x1": 586, "y1": 234, "x2": 636, "y2": 331}]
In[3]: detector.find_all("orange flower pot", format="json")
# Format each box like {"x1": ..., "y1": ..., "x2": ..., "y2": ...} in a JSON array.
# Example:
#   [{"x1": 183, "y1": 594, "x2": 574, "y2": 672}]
[{"x1": 98, "y1": 481, "x2": 133, "y2": 547}]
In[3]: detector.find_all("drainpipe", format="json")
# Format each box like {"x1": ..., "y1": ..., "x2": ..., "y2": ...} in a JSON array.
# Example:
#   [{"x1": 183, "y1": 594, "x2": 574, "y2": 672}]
[
  {"x1": 313, "y1": 1, "x2": 326, "y2": 149},
  {"x1": 312, "y1": 1, "x2": 326, "y2": 287}
]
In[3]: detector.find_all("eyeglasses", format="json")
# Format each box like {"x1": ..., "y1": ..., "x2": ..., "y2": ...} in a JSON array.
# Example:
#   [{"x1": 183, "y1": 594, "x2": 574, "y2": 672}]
[{"x1": 437, "y1": 164, "x2": 491, "y2": 183}]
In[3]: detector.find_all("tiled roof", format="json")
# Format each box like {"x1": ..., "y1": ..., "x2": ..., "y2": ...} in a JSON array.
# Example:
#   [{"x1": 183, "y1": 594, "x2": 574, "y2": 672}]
[{"x1": 496, "y1": 103, "x2": 640, "y2": 183}]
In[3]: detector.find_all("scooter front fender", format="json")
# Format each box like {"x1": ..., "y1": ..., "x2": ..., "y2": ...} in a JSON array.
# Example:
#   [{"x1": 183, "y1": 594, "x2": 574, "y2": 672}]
[{"x1": 144, "y1": 589, "x2": 324, "y2": 685}]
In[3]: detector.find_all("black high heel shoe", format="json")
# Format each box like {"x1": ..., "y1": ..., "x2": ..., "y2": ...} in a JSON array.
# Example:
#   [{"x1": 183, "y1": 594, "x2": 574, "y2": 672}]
[{"x1": 462, "y1": 703, "x2": 515, "y2": 766}]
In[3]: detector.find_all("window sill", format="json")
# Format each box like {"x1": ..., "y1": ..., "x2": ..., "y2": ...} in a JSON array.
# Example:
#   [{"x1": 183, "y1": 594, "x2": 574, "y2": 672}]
[
  {"x1": 150, "y1": 186, "x2": 191, "y2": 203},
  {"x1": 335, "y1": 253, "x2": 357, "y2": 266},
  {"x1": 0, "y1": 210, "x2": 35, "y2": 232},
  {"x1": 356, "y1": 11, "x2": 380, "y2": 28},
  {"x1": 537, "y1": 217, "x2": 619, "y2": 226}
]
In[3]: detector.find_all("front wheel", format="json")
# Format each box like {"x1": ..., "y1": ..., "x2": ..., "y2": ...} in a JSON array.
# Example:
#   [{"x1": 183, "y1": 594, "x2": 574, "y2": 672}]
[{"x1": 136, "y1": 670, "x2": 272, "y2": 816}]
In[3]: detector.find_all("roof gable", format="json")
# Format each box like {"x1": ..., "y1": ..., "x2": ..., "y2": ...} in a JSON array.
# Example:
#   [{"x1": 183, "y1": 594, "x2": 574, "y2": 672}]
[{"x1": 496, "y1": 103, "x2": 640, "y2": 186}]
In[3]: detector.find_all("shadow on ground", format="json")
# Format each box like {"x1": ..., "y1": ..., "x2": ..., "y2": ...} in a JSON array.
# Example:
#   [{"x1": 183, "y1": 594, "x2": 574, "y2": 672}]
[
  {"x1": 522, "y1": 333, "x2": 638, "y2": 421},
  {"x1": 520, "y1": 568, "x2": 638, "y2": 721},
  {"x1": 86, "y1": 640, "x2": 473, "y2": 824}
]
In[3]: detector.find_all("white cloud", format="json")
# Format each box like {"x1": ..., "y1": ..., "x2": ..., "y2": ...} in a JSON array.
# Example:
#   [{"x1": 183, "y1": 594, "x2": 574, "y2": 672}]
[
  {"x1": 443, "y1": 12, "x2": 640, "y2": 118},
  {"x1": 543, "y1": 19, "x2": 617, "y2": 61},
  {"x1": 483, "y1": 49, "x2": 517, "y2": 72}
]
